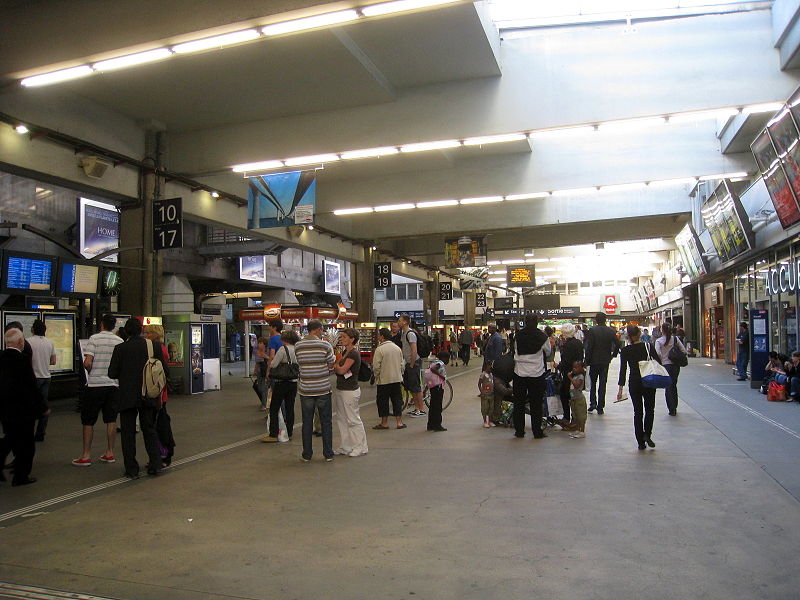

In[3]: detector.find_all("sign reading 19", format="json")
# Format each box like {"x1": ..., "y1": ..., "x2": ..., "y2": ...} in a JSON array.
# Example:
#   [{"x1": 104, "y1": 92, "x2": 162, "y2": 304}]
[{"x1": 153, "y1": 198, "x2": 184, "y2": 251}]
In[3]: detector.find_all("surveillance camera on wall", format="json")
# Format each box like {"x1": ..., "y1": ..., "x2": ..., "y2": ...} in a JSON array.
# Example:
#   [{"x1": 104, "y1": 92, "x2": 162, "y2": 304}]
[{"x1": 79, "y1": 156, "x2": 111, "y2": 179}]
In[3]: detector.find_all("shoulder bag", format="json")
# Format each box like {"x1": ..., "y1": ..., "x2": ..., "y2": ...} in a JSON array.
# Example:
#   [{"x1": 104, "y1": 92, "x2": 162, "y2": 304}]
[
  {"x1": 667, "y1": 339, "x2": 688, "y2": 367},
  {"x1": 639, "y1": 343, "x2": 672, "y2": 389},
  {"x1": 269, "y1": 346, "x2": 300, "y2": 381}
]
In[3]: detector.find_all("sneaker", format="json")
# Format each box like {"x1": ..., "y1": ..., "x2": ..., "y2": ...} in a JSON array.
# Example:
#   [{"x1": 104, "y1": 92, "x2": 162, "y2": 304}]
[
  {"x1": 325, "y1": 457, "x2": 334, "y2": 462},
  {"x1": 261, "y1": 436, "x2": 278, "y2": 443},
  {"x1": 71, "y1": 457, "x2": 92, "y2": 467},
  {"x1": 300, "y1": 457, "x2": 311, "y2": 463},
  {"x1": 98, "y1": 454, "x2": 116, "y2": 463},
  {"x1": 569, "y1": 432, "x2": 586, "y2": 439},
  {"x1": 409, "y1": 410, "x2": 426, "y2": 417},
  {"x1": 347, "y1": 451, "x2": 366, "y2": 457}
]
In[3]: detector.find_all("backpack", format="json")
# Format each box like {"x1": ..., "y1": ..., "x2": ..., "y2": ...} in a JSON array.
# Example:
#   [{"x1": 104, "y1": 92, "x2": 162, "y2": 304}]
[
  {"x1": 142, "y1": 338, "x2": 167, "y2": 400},
  {"x1": 667, "y1": 339, "x2": 688, "y2": 367},
  {"x1": 407, "y1": 329, "x2": 432, "y2": 359},
  {"x1": 357, "y1": 359, "x2": 373, "y2": 382}
]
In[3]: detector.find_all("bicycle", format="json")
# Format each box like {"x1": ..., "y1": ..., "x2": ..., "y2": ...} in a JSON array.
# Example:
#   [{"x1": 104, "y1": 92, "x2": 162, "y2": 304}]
[{"x1": 401, "y1": 368, "x2": 455, "y2": 412}]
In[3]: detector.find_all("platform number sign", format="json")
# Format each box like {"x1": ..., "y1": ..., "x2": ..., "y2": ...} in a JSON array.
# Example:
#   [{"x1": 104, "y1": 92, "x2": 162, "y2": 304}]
[
  {"x1": 374, "y1": 262, "x2": 392, "y2": 289},
  {"x1": 439, "y1": 281, "x2": 453, "y2": 301},
  {"x1": 153, "y1": 197, "x2": 183, "y2": 251},
  {"x1": 476, "y1": 292, "x2": 487, "y2": 308}
]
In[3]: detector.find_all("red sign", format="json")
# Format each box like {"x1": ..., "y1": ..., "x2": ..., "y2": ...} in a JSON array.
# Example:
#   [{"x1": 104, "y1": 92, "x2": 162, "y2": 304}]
[{"x1": 603, "y1": 295, "x2": 619, "y2": 315}]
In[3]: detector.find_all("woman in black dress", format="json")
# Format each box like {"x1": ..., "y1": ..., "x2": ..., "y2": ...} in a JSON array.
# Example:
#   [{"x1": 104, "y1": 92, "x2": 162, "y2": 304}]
[{"x1": 616, "y1": 324, "x2": 662, "y2": 450}]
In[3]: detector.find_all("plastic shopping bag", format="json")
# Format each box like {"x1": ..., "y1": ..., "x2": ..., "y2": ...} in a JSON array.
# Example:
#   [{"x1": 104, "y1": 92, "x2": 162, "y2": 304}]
[{"x1": 278, "y1": 411, "x2": 290, "y2": 442}]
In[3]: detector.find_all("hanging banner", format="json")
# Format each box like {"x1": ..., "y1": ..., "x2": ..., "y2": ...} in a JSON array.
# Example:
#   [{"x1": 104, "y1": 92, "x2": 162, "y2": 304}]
[
  {"x1": 247, "y1": 170, "x2": 316, "y2": 229},
  {"x1": 444, "y1": 236, "x2": 487, "y2": 268}
]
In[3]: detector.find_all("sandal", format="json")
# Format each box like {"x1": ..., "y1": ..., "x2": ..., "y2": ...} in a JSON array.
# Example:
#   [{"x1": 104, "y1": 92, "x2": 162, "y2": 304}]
[
  {"x1": 396, "y1": 424, "x2": 407, "y2": 429},
  {"x1": 372, "y1": 424, "x2": 390, "y2": 430}
]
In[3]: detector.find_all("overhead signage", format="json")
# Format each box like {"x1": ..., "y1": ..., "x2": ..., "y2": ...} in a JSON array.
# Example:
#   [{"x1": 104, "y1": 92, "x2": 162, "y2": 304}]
[
  {"x1": 764, "y1": 258, "x2": 800, "y2": 295},
  {"x1": 393, "y1": 310, "x2": 445, "y2": 321},
  {"x1": 374, "y1": 262, "x2": 392, "y2": 289},
  {"x1": 602, "y1": 294, "x2": 620, "y2": 315},
  {"x1": 506, "y1": 265, "x2": 535, "y2": 287},
  {"x1": 153, "y1": 197, "x2": 183, "y2": 250},
  {"x1": 494, "y1": 297, "x2": 514, "y2": 310},
  {"x1": 475, "y1": 292, "x2": 487, "y2": 307},
  {"x1": 532, "y1": 307, "x2": 580, "y2": 318},
  {"x1": 439, "y1": 281, "x2": 453, "y2": 301},
  {"x1": 496, "y1": 308, "x2": 526, "y2": 316},
  {"x1": 247, "y1": 170, "x2": 316, "y2": 229},
  {"x1": 444, "y1": 236, "x2": 487, "y2": 268}
]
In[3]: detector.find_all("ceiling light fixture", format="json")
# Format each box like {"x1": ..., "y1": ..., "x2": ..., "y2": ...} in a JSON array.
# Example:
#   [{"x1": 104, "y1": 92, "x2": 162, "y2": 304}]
[
  {"x1": 505, "y1": 192, "x2": 550, "y2": 200},
  {"x1": 172, "y1": 29, "x2": 261, "y2": 53},
  {"x1": 463, "y1": 132, "x2": 527, "y2": 146},
  {"x1": 340, "y1": 146, "x2": 399, "y2": 160},
  {"x1": 667, "y1": 108, "x2": 739, "y2": 123},
  {"x1": 361, "y1": 0, "x2": 462, "y2": 17},
  {"x1": 599, "y1": 182, "x2": 647, "y2": 193},
  {"x1": 21, "y1": 65, "x2": 94, "y2": 87},
  {"x1": 400, "y1": 139, "x2": 461, "y2": 153},
  {"x1": 698, "y1": 172, "x2": 748, "y2": 181},
  {"x1": 647, "y1": 177, "x2": 698, "y2": 187},
  {"x1": 93, "y1": 48, "x2": 172, "y2": 71},
  {"x1": 210, "y1": 191, "x2": 220, "y2": 198},
  {"x1": 232, "y1": 160, "x2": 285, "y2": 173},
  {"x1": 460, "y1": 196, "x2": 503, "y2": 205},
  {"x1": 596, "y1": 116, "x2": 666, "y2": 132},
  {"x1": 741, "y1": 102, "x2": 784, "y2": 116},
  {"x1": 333, "y1": 207, "x2": 374, "y2": 215},
  {"x1": 14, "y1": 125, "x2": 29, "y2": 134},
  {"x1": 529, "y1": 126, "x2": 594, "y2": 140},
  {"x1": 551, "y1": 187, "x2": 598, "y2": 197},
  {"x1": 262, "y1": 10, "x2": 359, "y2": 36},
  {"x1": 308, "y1": 225, "x2": 315, "y2": 230},
  {"x1": 284, "y1": 153, "x2": 339, "y2": 167},
  {"x1": 374, "y1": 203, "x2": 416, "y2": 212},
  {"x1": 417, "y1": 199, "x2": 459, "y2": 208}
]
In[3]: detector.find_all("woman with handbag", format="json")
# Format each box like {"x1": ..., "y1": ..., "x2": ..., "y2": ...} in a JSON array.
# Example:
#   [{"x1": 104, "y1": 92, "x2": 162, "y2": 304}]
[
  {"x1": 617, "y1": 324, "x2": 663, "y2": 450},
  {"x1": 655, "y1": 323, "x2": 686, "y2": 416},
  {"x1": 261, "y1": 330, "x2": 299, "y2": 443},
  {"x1": 332, "y1": 328, "x2": 368, "y2": 457}
]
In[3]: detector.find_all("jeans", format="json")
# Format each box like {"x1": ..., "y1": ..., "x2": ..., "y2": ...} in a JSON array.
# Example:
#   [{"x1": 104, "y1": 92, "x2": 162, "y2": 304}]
[
  {"x1": 664, "y1": 364, "x2": 680, "y2": 413},
  {"x1": 35, "y1": 378, "x2": 51, "y2": 439},
  {"x1": 736, "y1": 352, "x2": 749, "y2": 378},
  {"x1": 512, "y1": 375, "x2": 546, "y2": 437},
  {"x1": 773, "y1": 373, "x2": 800, "y2": 397},
  {"x1": 630, "y1": 385, "x2": 656, "y2": 444},
  {"x1": 119, "y1": 405, "x2": 161, "y2": 475},
  {"x1": 589, "y1": 363, "x2": 609, "y2": 410},
  {"x1": 256, "y1": 376, "x2": 268, "y2": 409},
  {"x1": 269, "y1": 381, "x2": 297, "y2": 438},
  {"x1": 300, "y1": 393, "x2": 333, "y2": 460}
]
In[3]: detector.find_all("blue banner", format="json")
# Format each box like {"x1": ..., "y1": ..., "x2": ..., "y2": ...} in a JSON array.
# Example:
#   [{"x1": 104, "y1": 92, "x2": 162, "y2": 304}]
[{"x1": 247, "y1": 170, "x2": 316, "y2": 229}]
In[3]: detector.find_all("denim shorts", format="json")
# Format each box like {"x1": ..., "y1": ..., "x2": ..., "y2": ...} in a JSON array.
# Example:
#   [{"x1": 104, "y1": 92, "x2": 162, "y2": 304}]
[{"x1": 402, "y1": 361, "x2": 422, "y2": 393}]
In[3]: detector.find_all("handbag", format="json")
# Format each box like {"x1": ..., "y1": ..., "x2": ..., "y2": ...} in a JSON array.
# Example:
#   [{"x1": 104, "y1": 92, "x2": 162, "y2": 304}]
[
  {"x1": 667, "y1": 340, "x2": 688, "y2": 367},
  {"x1": 767, "y1": 381, "x2": 787, "y2": 402},
  {"x1": 269, "y1": 346, "x2": 300, "y2": 381},
  {"x1": 639, "y1": 343, "x2": 672, "y2": 389}
]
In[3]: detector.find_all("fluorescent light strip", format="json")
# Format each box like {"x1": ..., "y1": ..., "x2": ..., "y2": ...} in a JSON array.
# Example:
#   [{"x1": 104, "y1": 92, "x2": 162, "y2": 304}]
[
  {"x1": 460, "y1": 196, "x2": 503, "y2": 205},
  {"x1": 742, "y1": 102, "x2": 784, "y2": 116},
  {"x1": 21, "y1": 66, "x2": 94, "y2": 87},
  {"x1": 374, "y1": 203, "x2": 416, "y2": 212},
  {"x1": 232, "y1": 160, "x2": 285, "y2": 173},
  {"x1": 284, "y1": 153, "x2": 339, "y2": 167},
  {"x1": 400, "y1": 139, "x2": 461, "y2": 153},
  {"x1": 599, "y1": 182, "x2": 647, "y2": 193},
  {"x1": 463, "y1": 132, "x2": 527, "y2": 146},
  {"x1": 647, "y1": 177, "x2": 698, "y2": 187},
  {"x1": 173, "y1": 29, "x2": 261, "y2": 53},
  {"x1": 596, "y1": 117, "x2": 666, "y2": 132},
  {"x1": 340, "y1": 146, "x2": 399, "y2": 160},
  {"x1": 361, "y1": 0, "x2": 463, "y2": 17},
  {"x1": 505, "y1": 192, "x2": 550, "y2": 200},
  {"x1": 93, "y1": 48, "x2": 172, "y2": 71},
  {"x1": 529, "y1": 126, "x2": 594, "y2": 140},
  {"x1": 668, "y1": 108, "x2": 739, "y2": 123},
  {"x1": 488, "y1": 277, "x2": 506, "y2": 282},
  {"x1": 417, "y1": 199, "x2": 459, "y2": 208},
  {"x1": 487, "y1": 260, "x2": 502, "y2": 266},
  {"x1": 333, "y1": 207, "x2": 374, "y2": 215},
  {"x1": 698, "y1": 172, "x2": 748, "y2": 181},
  {"x1": 551, "y1": 187, "x2": 598, "y2": 196},
  {"x1": 262, "y1": 10, "x2": 359, "y2": 35}
]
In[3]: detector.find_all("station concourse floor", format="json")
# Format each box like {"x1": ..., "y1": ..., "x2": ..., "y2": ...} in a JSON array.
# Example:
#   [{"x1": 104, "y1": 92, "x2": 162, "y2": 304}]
[{"x1": 1, "y1": 356, "x2": 799, "y2": 600}]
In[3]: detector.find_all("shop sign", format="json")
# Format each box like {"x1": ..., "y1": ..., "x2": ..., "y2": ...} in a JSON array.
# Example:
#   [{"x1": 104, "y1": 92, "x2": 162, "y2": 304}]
[
  {"x1": 764, "y1": 260, "x2": 800, "y2": 295},
  {"x1": 602, "y1": 295, "x2": 619, "y2": 315}
]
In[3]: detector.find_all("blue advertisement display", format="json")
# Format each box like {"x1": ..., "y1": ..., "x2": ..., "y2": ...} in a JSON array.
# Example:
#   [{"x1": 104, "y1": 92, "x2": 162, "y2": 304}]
[
  {"x1": 246, "y1": 170, "x2": 316, "y2": 229},
  {"x1": 750, "y1": 309, "x2": 769, "y2": 387},
  {"x1": 78, "y1": 198, "x2": 119, "y2": 262}
]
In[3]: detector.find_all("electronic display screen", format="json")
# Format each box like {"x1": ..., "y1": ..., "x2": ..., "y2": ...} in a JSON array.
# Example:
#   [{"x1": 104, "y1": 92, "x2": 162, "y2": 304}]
[
  {"x1": 101, "y1": 269, "x2": 120, "y2": 296},
  {"x1": 59, "y1": 263, "x2": 99, "y2": 295},
  {"x1": 44, "y1": 312, "x2": 75, "y2": 373},
  {"x1": 4, "y1": 255, "x2": 54, "y2": 292},
  {"x1": 506, "y1": 265, "x2": 535, "y2": 287},
  {"x1": 2, "y1": 312, "x2": 40, "y2": 348},
  {"x1": 700, "y1": 182, "x2": 753, "y2": 263},
  {"x1": 753, "y1": 122, "x2": 800, "y2": 229}
]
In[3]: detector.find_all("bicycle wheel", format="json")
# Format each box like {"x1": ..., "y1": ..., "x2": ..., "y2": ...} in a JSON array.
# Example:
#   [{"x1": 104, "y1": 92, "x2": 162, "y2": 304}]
[{"x1": 423, "y1": 380, "x2": 454, "y2": 411}]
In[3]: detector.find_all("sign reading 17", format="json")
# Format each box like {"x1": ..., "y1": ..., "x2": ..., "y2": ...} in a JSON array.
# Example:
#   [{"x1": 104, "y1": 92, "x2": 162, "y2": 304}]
[{"x1": 153, "y1": 197, "x2": 183, "y2": 251}]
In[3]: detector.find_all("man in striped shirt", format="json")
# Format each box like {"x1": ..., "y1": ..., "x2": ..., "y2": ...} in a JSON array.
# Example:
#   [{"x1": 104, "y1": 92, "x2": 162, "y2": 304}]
[{"x1": 295, "y1": 319, "x2": 336, "y2": 462}]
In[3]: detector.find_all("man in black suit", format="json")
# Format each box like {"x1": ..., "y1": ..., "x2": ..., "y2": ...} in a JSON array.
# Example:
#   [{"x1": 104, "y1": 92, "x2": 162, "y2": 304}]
[
  {"x1": 584, "y1": 312, "x2": 620, "y2": 414},
  {"x1": 108, "y1": 318, "x2": 166, "y2": 478},
  {"x1": 0, "y1": 328, "x2": 48, "y2": 486}
]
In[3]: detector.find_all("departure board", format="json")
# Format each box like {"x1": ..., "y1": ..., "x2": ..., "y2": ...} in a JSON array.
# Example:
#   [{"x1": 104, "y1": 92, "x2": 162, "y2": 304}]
[
  {"x1": 506, "y1": 265, "x2": 536, "y2": 287},
  {"x1": 5, "y1": 256, "x2": 53, "y2": 291},
  {"x1": 59, "y1": 263, "x2": 99, "y2": 295},
  {"x1": 44, "y1": 313, "x2": 74, "y2": 373}
]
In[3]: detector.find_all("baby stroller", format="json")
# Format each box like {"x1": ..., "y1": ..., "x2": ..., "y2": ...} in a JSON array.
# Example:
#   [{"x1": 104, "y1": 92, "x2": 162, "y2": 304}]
[{"x1": 541, "y1": 370, "x2": 563, "y2": 430}]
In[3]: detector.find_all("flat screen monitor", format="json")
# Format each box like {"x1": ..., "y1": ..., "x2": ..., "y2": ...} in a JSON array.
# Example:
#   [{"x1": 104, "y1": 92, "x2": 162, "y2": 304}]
[
  {"x1": 494, "y1": 297, "x2": 514, "y2": 310},
  {"x1": 44, "y1": 312, "x2": 75, "y2": 373},
  {"x1": 59, "y1": 262, "x2": 100, "y2": 296},
  {"x1": 323, "y1": 260, "x2": 341, "y2": 295},
  {"x1": 1, "y1": 252, "x2": 55, "y2": 295},
  {"x1": 78, "y1": 197, "x2": 119, "y2": 262},
  {"x1": 2, "y1": 311, "x2": 40, "y2": 348}
]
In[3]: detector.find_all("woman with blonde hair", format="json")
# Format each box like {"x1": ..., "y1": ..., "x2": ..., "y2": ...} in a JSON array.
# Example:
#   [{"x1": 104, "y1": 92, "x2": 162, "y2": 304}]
[{"x1": 143, "y1": 324, "x2": 175, "y2": 466}]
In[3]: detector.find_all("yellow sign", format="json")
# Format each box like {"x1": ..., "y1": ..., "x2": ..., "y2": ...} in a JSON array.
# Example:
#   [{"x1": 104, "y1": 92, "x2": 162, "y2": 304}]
[{"x1": 506, "y1": 266, "x2": 535, "y2": 287}]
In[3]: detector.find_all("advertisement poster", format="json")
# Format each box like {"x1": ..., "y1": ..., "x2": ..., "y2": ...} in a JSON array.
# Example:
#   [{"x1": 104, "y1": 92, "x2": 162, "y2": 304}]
[
  {"x1": 247, "y1": 170, "x2": 316, "y2": 229},
  {"x1": 239, "y1": 256, "x2": 266, "y2": 283},
  {"x1": 457, "y1": 267, "x2": 489, "y2": 290},
  {"x1": 763, "y1": 164, "x2": 800, "y2": 228},
  {"x1": 444, "y1": 236, "x2": 487, "y2": 268},
  {"x1": 751, "y1": 130, "x2": 779, "y2": 174},
  {"x1": 675, "y1": 224, "x2": 707, "y2": 280},
  {"x1": 44, "y1": 313, "x2": 74, "y2": 373},
  {"x1": 701, "y1": 184, "x2": 752, "y2": 263},
  {"x1": 78, "y1": 198, "x2": 119, "y2": 262},
  {"x1": 323, "y1": 260, "x2": 341, "y2": 295},
  {"x1": 165, "y1": 327, "x2": 185, "y2": 367}
]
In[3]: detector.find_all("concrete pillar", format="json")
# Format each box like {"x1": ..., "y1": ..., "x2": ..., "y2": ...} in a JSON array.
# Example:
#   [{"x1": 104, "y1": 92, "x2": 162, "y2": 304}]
[
  {"x1": 423, "y1": 272, "x2": 440, "y2": 325},
  {"x1": 354, "y1": 249, "x2": 375, "y2": 322},
  {"x1": 162, "y1": 274, "x2": 194, "y2": 314},
  {"x1": 463, "y1": 291, "x2": 476, "y2": 326}
]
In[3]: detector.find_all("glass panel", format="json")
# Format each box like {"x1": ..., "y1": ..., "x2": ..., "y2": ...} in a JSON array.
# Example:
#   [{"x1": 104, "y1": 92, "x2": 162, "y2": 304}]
[
  {"x1": 374, "y1": 288, "x2": 386, "y2": 301},
  {"x1": 406, "y1": 284, "x2": 417, "y2": 300},
  {"x1": 386, "y1": 285, "x2": 395, "y2": 300},
  {"x1": 396, "y1": 285, "x2": 406, "y2": 300}
]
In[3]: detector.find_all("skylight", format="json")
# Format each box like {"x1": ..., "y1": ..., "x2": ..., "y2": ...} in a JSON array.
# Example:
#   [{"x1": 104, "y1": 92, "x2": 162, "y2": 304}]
[{"x1": 487, "y1": 0, "x2": 771, "y2": 30}]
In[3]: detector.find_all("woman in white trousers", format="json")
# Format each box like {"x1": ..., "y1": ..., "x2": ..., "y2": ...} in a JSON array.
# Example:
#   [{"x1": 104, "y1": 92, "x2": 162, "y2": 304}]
[{"x1": 332, "y1": 329, "x2": 368, "y2": 457}]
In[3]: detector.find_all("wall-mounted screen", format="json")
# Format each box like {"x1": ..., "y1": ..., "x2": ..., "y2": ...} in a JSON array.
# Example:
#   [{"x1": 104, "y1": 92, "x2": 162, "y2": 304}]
[
  {"x1": 2, "y1": 252, "x2": 55, "y2": 294},
  {"x1": 239, "y1": 256, "x2": 266, "y2": 283},
  {"x1": 494, "y1": 296, "x2": 514, "y2": 310},
  {"x1": 674, "y1": 223, "x2": 708, "y2": 280},
  {"x1": 323, "y1": 260, "x2": 341, "y2": 295},
  {"x1": 59, "y1": 262, "x2": 99, "y2": 296},
  {"x1": 247, "y1": 170, "x2": 316, "y2": 229},
  {"x1": 101, "y1": 268, "x2": 120, "y2": 296},
  {"x1": 44, "y1": 312, "x2": 75, "y2": 373},
  {"x1": 506, "y1": 265, "x2": 535, "y2": 287},
  {"x1": 700, "y1": 181, "x2": 754, "y2": 263},
  {"x1": 78, "y1": 198, "x2": 119, "y2": 262}
]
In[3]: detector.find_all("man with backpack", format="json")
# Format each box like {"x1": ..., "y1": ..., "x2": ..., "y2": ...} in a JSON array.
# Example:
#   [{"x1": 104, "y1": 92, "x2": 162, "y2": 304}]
[
  {"x1": 108, "y1": 318, "x2": 167, "y2": 478},
  {"x1": 398, "y1": 315, "x2": 426, "y2": 417}
]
